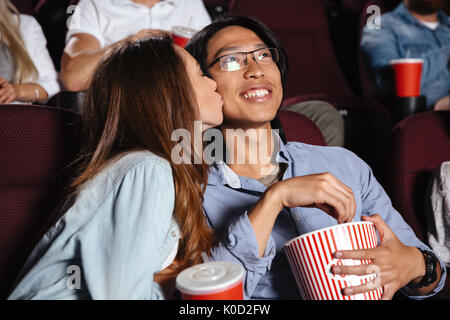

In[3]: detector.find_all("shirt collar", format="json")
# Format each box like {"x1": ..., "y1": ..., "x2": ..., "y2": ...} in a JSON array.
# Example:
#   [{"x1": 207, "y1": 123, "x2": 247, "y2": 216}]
[
  {"x1": 395, "y1": 2, "x2": 449, "y2": 27},
  {"x1": 207, "y1": 130, "x2": 291, "y2": 188}
]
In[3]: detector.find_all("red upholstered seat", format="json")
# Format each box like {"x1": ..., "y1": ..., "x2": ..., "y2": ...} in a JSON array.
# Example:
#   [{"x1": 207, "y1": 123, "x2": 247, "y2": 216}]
[
  {"x1": 277, "y1": 110, "x2": 326, "y2": 146},
  {"x1": 385, "y1": 111, "x2": 450, "y2": 299},
  {"x1": 230, "y1": 0, "x2": 353, "y2": 99},
  {"x1": 0, "y1": 104, "x2": 80, "y2": 299}
]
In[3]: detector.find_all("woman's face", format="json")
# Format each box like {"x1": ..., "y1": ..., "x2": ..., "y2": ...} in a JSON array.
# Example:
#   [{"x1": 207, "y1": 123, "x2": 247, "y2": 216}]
[
  {"x1": 175, "y1": 45, "x2": 223, "y2": 131},
  {"x1": 205, "y1": 26, "x2": 283, "y2": 129}
]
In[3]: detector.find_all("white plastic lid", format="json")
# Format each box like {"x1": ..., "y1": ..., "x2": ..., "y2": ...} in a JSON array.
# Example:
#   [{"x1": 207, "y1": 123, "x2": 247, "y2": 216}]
[
  {"x1": 171, "y1": 26, "x2": 197, "y2": 38},
  {"x1": 389, "y1": 58, "x2": 423, "y2": 65},
  {"x1": 176, "y1": 261, "x2": 245, "y2": 295}
]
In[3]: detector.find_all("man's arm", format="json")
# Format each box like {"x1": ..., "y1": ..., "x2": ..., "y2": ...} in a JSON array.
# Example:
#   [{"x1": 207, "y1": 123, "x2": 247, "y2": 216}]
[{"x1": 60, "y1": 33, "x2": 118, "y2": 92}]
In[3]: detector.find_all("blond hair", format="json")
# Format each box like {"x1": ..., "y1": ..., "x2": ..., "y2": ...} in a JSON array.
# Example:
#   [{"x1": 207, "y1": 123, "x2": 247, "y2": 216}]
[{"x1": 0, "y1": 0, "x2": 38, "y2": 83}]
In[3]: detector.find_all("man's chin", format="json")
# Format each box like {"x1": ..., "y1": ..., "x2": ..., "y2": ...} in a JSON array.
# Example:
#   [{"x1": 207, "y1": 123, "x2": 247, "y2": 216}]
[{"x1": 407, "y1": 0, "x2": 444, "y2": 15}]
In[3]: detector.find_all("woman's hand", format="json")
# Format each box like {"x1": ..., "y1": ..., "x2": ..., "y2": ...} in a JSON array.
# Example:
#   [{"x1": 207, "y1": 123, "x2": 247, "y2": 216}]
[
  {"x1": 331, "y1": 214, "x2": 440, "y2": 300},
  {"x1": 0, "y1": 77, "x2": 19, "y2": 104},
  {"x1": 270, "y1": 172, "x2": 356, "y2": 223}
]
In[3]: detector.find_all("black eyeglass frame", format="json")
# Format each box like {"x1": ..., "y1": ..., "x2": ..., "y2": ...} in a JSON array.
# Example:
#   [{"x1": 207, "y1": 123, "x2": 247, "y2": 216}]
[{"x1": 207, "y1": 47, "x2": 279, "y2": 71}]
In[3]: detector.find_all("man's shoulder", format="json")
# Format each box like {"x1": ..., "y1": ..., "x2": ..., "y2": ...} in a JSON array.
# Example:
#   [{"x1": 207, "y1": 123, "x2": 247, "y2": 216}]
[{"x1": 284, "y1": 141, "x2": 354, "y2": 158}]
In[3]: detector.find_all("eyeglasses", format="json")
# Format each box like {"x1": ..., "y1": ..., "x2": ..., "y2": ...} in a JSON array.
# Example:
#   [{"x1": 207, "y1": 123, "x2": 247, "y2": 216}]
[{"x1": 207, "y1": 47, "x2": 279, "y2": 72}]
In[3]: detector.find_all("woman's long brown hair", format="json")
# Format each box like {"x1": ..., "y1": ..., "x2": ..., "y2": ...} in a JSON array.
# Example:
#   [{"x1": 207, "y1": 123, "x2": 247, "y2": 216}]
[{"x1": 69, "y1": 35, "x2": 214, "y2": 272}]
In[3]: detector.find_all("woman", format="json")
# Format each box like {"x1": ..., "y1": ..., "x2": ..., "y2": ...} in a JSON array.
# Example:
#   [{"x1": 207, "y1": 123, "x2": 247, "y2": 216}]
[
  {"x1": 8, "y1": 34, "x2": 223, "y2": 299},
  {"x1": 0, "y1": 0, "x2": 59, "y2": 104}
]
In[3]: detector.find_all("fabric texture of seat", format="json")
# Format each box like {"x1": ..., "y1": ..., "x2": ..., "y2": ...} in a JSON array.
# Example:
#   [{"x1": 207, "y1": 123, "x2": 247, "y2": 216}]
[
  {"x1": 385, "y1": 111, "x2": 450, "y2": 300},
  {"x1": 277, "y1": 109, "x2": 326, "y2": 146},
  {"x1": 0, "y1": 104, "x2": 80, "y2": 299}
]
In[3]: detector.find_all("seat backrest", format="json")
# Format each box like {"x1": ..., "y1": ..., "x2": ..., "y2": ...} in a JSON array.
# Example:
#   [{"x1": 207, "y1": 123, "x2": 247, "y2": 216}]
[
  {"x1": 385, "y1": 111, "x2": 450, "y2": 242},
  {"x1": 277, "y1": 110, "x2": 326, "y2": 146},
  {"x1": 10, "y1": 0, "x2": 36, "y2": 14},
  {"x1": 229, "y1": 0, "x2": 354, "y2": 99},
  {"x1": 0, "y1": 104, "x2": 80, "y2": 299}
]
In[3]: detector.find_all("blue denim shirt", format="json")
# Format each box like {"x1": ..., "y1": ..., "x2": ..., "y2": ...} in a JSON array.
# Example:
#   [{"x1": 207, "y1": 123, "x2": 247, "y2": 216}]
[
  {"x1": 203, "y1": 138, "x2": 447, "y2": 299},
  {"x1": 8, "y1": 151, "x2": 179, "y2": 300},
  {"x1": 361, "y1": 3, "x2": 450, "y2": 108}
]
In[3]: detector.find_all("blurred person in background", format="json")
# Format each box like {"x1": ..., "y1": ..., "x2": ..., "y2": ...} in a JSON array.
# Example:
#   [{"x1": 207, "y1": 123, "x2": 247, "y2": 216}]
[
  {"x1": 361, "y1": 0, "x2": 450, "y2": 110},
  {"x1": 0, "y1": 0, "x2": 59, "y2": 104},
  {"x1": 61, "y1": 0, "x2": 212, "y2": 92}
]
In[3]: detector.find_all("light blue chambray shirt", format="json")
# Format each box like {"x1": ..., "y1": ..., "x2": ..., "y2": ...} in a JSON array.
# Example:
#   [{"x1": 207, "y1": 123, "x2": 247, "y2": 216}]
[
  {"x1": 361, "y1": 3, "x2": 450, "y2": 108},
  {"x1": 8, "y1": 151, "x2": 179, "y2": 300},
  {"x1": 203, "y1": 138, "x2": 447, "y2": 300}
]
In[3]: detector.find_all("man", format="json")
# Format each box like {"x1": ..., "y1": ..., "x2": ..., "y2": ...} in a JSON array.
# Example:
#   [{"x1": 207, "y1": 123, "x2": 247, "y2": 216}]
[
  {"x1": 361, "y1": 0, "x2": 450, "y2": 110},
  {"x1": 61, "y1": 0, "x2": 211, "y2": 92},
  {"x1": 186, "y1": 16, "x2": 446, "y2": 300}
]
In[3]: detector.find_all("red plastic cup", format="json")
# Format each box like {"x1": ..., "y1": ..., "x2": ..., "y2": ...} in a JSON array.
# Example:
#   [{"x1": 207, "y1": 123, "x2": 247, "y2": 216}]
[
  {"x1": 284, "y1": 221, "x2": 383, "y2": 300},
  {"x1": 171, "y1": 26, "x2": 197, "y2": 48},
  {"x1": 176, "y1": 261, "x2": 245, "y2": 300},
  {"x1": 390, "y1": 58, "x2": 423, "y2": 97}
]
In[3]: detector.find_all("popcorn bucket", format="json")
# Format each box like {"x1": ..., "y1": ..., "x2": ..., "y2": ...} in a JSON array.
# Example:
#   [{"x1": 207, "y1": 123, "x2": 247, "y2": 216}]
[
  {"x1": 176, "y1": 261, "x2": 244, "y2": 300},
  {"x1": 284, "y1": 221, "x2": 383, "y2": 300}
]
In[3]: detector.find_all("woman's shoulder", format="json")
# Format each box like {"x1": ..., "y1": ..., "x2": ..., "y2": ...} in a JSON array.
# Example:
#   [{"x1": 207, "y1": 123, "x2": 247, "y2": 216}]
[
  {"x1": 58, "y1": 151, "x2": 173, "y2": 226},
  {"x1": 92, "y1": 150, "x2": 172, "y2": 185},
  {"x1": 16, "y1": 14, "x2": 43, "y2": 39},
  {"x1": 17, "y1": 14, "x2": 40, "y2": 29}
]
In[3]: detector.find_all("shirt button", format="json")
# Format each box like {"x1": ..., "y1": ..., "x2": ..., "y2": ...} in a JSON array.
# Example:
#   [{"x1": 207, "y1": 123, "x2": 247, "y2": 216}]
[{"x1": 170, "y1": 230, "x2": 177, "y2": 237}]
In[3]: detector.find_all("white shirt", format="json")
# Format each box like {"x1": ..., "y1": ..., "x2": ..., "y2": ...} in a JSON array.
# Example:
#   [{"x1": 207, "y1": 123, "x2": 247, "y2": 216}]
[
  {"x1": 420, "y1": 20, "x2": 440, "y2": 30},
  {"x1": 16, "y1": 14, "x2": 60, "y2": 101},
  {"x1": 66, "y1": 0, "x2": 212, "y2": 48}
]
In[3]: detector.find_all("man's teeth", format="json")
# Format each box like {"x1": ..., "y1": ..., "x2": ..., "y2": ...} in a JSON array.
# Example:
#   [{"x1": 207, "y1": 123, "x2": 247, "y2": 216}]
[{"x1": 243, "y1": 89, "x2": 269, "y2": 98}]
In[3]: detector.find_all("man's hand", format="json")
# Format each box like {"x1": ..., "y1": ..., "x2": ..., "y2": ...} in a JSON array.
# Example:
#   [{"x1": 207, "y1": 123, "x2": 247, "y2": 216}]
[
  {"x1": 0, "y1": 78, "x2": 19, "y2": 104},
  {"x1": 330, "y1": 214, "x2": 438, "y2": 300},
  {"x1": 271, "y1": 172, "x2": 356, "y2": 224},
  {"x1": 434, "y1": 94, "x2": 450, "y2": 111}
]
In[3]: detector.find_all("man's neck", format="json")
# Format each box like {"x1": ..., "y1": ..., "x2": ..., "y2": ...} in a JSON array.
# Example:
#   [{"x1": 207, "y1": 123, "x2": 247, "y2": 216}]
[
  {"x1": 132, "y1": 0, "x2": 161, "y2": 9},
  {"x1": 222, "y1": 122, "x2": 278, "y2": 180}
]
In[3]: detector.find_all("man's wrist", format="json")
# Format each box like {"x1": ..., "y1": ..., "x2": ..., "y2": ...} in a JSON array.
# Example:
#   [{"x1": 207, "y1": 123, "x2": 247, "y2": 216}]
[
  {"x1": 407, "y1": 248, "x2": 438, "y2": 289},
  {"x1": 409, "y1": 247, "x2": 427, "y2": 286}
]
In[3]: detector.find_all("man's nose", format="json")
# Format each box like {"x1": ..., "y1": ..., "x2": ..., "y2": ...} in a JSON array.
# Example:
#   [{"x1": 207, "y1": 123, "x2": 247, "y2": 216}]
[{"x1": 243, "y1": 56, "x2": 265, "y2": 79}]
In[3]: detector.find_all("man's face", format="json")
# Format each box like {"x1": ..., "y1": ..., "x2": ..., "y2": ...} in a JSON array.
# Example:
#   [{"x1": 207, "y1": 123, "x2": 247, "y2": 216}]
[
  {"x1": 406, "y1": 0, "x2": 445, "y2": 15},
  {"x1": 205, "y1": 26, "x2": 283, "y2": 129}
]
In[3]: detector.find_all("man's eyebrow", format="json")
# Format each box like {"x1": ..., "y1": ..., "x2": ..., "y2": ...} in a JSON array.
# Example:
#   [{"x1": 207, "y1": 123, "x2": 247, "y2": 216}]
[{"x1": 213, "y1": 43, "x2": 267, "y2": 59}]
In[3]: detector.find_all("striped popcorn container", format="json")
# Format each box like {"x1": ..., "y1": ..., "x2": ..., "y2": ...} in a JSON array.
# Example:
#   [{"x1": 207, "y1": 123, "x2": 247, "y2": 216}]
[{"x1": 284, "y1": 221, "x2": 383, "y2": 300}]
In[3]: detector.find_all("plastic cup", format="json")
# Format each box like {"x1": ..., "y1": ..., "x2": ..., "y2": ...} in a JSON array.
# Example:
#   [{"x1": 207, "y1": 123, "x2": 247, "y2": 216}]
[
  {"x1": 176, "y1": 261, "x2": 245, "y2": 300},
  {"x1": 284, "y1": 221, "x2": 383, "y2": 300},
  {"x1": 390, "y1": 58, "x2": 423, "y2": 97},
  {"x1": 171, "y1": 26, "x2": 197, "y2": 48}
]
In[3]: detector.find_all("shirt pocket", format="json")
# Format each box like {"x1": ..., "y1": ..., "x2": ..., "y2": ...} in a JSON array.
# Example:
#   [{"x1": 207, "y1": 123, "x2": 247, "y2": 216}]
[{"x1": 402, "y1": 44, "x2": 432, "y2": 58}]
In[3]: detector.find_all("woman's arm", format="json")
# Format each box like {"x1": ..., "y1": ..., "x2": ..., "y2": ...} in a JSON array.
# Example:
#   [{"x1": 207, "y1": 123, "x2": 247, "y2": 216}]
[
  {"x1": 0, "y1": 78, "x2": 47, "y2": 103},
  {"x1": 78, "y1": 158, "x2": 177, "y2": 299}
]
